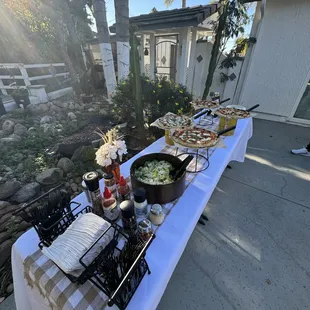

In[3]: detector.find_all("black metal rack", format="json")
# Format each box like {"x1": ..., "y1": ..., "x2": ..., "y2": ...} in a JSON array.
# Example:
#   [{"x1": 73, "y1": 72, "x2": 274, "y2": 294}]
[
  {"x1": 14, "y1": 185, "x2": 155, "y2": 310},
  {"x1": 175, "y1": 147, "x2": 210, "y2": 173}
]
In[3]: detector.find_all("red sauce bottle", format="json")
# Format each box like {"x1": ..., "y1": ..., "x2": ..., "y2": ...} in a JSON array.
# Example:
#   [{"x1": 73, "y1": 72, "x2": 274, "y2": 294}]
[{"x1": 117, "y1": 176, "x2": 131, "y2": 203}]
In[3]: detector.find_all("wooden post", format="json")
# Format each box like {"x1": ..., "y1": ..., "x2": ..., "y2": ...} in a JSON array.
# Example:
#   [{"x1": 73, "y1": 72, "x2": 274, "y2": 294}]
[
  {"x1": 177, "y1": 28, "x2": 191, "y2": 85},
  {"x1": 149, "y1": 33, "x2": 156, "y2": 80},
  {"x1": 186, "y1": 28, "x2": 198, "y2": 92},
  {"x1": 139, "y1": 34, "x2": 145, "y2": 75},
  {"x1": 19, "y1": 64, "x2": 31, "y2": 87}
]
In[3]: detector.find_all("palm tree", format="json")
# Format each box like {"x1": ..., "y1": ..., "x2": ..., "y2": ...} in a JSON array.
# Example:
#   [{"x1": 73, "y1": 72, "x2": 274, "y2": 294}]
[
  {"x1": 114, "y1": 0, "x2": 130, "y2": 81},
  {"x1": 92, "y1": 0, "x2": 117, "y2": 98},
  {"x1": 165, "y1": 0, "x2": 186, "y2": 8}
]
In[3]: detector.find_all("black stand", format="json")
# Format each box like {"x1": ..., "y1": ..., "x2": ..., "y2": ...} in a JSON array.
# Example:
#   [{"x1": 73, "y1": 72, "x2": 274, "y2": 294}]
[{"x1": 175, "y1": 147, "x2": 210, "y2": 173}]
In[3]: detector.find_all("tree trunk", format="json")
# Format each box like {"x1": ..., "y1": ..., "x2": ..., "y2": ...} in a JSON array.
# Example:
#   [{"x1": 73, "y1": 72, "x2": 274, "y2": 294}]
[
  {"x1": 182, "y1": 0, "x2": 186, "y2": 8},
  {"x1": 202, "y1": 2, "x2": 228, "y2": 100},
  {"x1": 114, "y1": 0, "x2": 130, "y2": 81},
  {"x1": 92, "y1": 0, "x2": 117, "y2": 98},
  {"x1": 130, "y1": 32, "x2": 144, "y2": 138}
]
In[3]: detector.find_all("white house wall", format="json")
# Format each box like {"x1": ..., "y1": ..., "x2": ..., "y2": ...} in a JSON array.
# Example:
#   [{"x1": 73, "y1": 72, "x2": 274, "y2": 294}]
[
  {"x1": 239, "y1": 0, "x2": 310, "y2": 119},
  {"x1": 192, "y1": 41, "x2": 226, "y2": 99}
]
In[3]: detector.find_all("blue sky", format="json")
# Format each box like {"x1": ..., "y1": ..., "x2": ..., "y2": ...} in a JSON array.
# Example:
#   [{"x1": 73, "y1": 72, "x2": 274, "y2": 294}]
[{"x1": 90, "y1": 0, "x2": 256, "y2": 50}]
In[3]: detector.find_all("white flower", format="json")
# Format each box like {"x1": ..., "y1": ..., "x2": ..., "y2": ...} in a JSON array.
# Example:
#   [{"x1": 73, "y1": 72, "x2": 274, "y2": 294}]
[
  {"x1": 96, "y1": 144, "x2": 117, "y2": 167},
  {"x1": 114, "y1": 140, "x2": 127, "y2": 162}
]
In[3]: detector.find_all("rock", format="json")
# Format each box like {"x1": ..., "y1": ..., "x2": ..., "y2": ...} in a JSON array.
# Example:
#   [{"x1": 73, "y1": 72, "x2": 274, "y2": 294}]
[
  {"x1": 57, "y1": 157, "x2": 74, "y2": 173},
  {"x1": 0, "y1": 213, "x2": 11, "y2": 228},
  {"x1": 88, "y1": 108, "x2": 95, "y2": 112},
  {"x1": 39, "y1": 104, "x2": 49, "y2": 113},
  {"x1": 0, "y1": 134, "x2": 21, "y2": 144},
  {"x1": 36, "y1": 168, "x2": 63, "y2": 186},
  {"x1": 2, "y1": 120, "x2": 15, "y2": 134},
  {"x1": 71, "y1": 146, "x2": 96, "y2": 162},
  {"x1": 0, "y1": 181, "x2": 21, "y2": 199},
  {"x1": 99, "y1": 109, "x2": 108, "y2": 116},
  {"x1": 0, "y1": 231, "x2": 10, "y2": 244},
  {"x1": 68, "y1": 103, "x2": 75, "y2": 110},
  {"x1": 0, "y1": 201, "x2": 11, "y2": 209},
  {"x1": 14, "y1": 123, "x2": 28, "y2": 136},
  {"x1": 13, "y1": 152, "x2": 24, "y2": 162},
  {"x1": 67, "y1": 112, "x2": 77, "y2": 120},
  {"x1": 75, "y1": 177, "x2": 82, "y2": 184},
  {"x1": 40, "y1": 116, "x2": 52, "y2": 124},
  {"x1": 12, "y1": 108, "x2": 25, "y2": 116},
  {"x1": 0, "y1": 239, "x2": 13, "y2": 267},
  {"x1": 41, "y1": 123, "x2": 56, "y2": 135},
  {"x1": 54, "y1": 101, "x2": 69, "y2": 109},
  {"x1": 6, "y1": 283, "x2": 14, "y2": 294},
  {"x1": 58, "y1": 142, "x2": 89, "y2": 157},
  {"x1": 0, "y1": 130, "x2": 7, "y2": 138},
  {"x1": 26, "y1": 103, "x2": 41, "y2": 115},
  {"x1": 15, "y1": 162, "x2": 24, "y2": 172},
  {"x1": 10, "y1": 182, "x2": 40, "y2": 203},
  {"x1": 70, "y1": 183, "x2": 78, "y2": 192}
]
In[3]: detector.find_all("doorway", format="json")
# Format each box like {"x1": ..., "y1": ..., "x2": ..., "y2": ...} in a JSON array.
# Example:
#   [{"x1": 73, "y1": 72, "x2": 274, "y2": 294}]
[
  {"x1": 294, "y1": 80, "x2": 310, "y2": 120},
  {"x1": 155, "y1": 35, "x2": 178, "y2": 81}
]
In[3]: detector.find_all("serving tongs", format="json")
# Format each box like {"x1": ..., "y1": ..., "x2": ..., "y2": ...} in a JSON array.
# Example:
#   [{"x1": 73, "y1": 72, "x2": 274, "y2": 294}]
[
  {"x1": 193, "y1": 98, "x2": 231, "y2": 120},
  {"x1": 169, "y1": 155, "x2": 194, "y2": 180}
]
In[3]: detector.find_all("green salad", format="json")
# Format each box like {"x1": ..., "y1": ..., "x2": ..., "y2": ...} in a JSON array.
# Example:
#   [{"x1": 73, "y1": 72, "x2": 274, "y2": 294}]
[{"x1": 135, "y1": 160, "x2": 173, "y2": 185}]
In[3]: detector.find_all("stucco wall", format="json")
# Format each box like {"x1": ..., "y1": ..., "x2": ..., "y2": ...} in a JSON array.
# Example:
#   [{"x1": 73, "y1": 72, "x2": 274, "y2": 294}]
[{"x1": 239, "y1": 0, "x2": 310, "y2": 118}]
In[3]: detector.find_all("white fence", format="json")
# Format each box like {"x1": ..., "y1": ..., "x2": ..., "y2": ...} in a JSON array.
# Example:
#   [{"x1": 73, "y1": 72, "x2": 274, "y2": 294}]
[{"x1": 0, "y1": 63, "x2": 72, "y2": 104}]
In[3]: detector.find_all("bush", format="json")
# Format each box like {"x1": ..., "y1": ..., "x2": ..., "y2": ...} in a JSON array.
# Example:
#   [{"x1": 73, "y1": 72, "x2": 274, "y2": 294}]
[{"x1": 112, "y1": 75, "x2": 192, "y2": 124}]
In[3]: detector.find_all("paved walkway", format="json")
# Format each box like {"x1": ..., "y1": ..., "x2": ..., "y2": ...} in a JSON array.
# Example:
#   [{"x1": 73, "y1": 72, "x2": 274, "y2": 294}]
[
  {"x1": 1, "y1": 119, "x2": 309, "y2": 310},
  {"x1": 158, "y1": 119, "x2": 310, "y2": 310}
]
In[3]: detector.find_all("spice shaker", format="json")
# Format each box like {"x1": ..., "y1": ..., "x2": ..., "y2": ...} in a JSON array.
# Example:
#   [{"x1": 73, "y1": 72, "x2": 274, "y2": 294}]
[
  {"x1": 133, "y1": 188, "x2": 148, "y2": 217},
  {"x1": 103, "y1": 173, "x2": 117, "y2": 197},
  {"x1": 120, "y1": 200, "x2": 137, "y2": 234},
  {"x1": 117, "y1": 176, "x2": 131, "y2": 203},
  {"x1": 102, "y1": 187, "x2": 119, "y2": 222},
  {"x1": 83, "y1": 171, "x2": 104, "y2": 217},
  {"x1": 149, "y1": 204, "x2": 164, "y2": 226},
  {"x1": 138, "y1": 219, "x2": 153, "y2": 241}
]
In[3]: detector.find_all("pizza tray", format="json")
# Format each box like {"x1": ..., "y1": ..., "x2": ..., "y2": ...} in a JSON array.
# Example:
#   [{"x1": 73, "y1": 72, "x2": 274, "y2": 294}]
[
  {"x1": 190, "y1": 100, "x2": 220, "y2": 111},
  {"x1": 171, "y1": 126, "x2": 235, "y2": 150},
  {"x1": 214, "y1": 104, "x2": 259, "y2": 119},
  {"x1": 150, "y1": 112, "x2": 194, "y2": 130}
]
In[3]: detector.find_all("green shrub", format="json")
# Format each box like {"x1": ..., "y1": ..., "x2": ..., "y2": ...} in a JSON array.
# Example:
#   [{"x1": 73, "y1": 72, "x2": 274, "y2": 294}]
[{"x1": 112, "y1": 75, "x2": 192, "y2": 124}]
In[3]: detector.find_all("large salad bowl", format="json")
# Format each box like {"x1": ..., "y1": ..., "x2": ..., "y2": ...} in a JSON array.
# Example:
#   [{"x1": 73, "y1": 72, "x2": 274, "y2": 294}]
[{"x1": 130, "y1": 153, "x2": 186, "y2": 204}]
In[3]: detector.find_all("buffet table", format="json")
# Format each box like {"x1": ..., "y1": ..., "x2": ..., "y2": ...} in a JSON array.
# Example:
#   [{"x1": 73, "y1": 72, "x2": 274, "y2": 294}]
[{"x1": 12, "y1": 117, "x2": 253, "y2": 310}]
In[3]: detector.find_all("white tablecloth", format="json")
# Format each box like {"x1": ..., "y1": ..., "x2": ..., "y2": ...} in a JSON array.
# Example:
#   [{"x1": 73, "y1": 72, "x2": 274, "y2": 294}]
[{"x1": 12, "y1": 118, "x2": 252, "y2": 310}]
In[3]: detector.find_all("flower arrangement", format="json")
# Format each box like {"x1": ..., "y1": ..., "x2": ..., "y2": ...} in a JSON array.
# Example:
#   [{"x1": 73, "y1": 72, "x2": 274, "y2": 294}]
[{"x1": 95, "y1": 128, "x2": 127, "y2": 167}]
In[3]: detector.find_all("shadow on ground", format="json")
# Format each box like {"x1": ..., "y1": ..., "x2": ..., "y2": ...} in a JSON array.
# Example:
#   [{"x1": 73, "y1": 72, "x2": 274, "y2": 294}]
[{"x1": 158, "y1": 119, "x2": 310, "y2": 310}]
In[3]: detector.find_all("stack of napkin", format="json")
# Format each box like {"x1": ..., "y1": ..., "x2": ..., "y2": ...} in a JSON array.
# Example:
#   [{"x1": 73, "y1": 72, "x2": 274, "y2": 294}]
[{"x1": 42, "y1": 213, "x2": 114, "y2": 276}]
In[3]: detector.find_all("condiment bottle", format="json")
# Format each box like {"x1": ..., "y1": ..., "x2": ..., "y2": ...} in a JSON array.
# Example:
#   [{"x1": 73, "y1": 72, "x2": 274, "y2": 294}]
[
  {"x1": 138, "y1": 219, "x2": 153, "y2": 241},
  {"x1": 120, "y1": 200, "x2": 137, "y2": 235},
  {"x1": 103, "y1": 173, "x2": 117, "y2": 197},
  {"x1": 102, "y1": 187, "x2": 119, "y2": 222},
  {"x1": 133, "y1": 188, "x2": 148, "y2": 217},
  {"x1": 149, "y1": 204, "x2": 164, "y2": 226},
  {"x1": 117, "y1": 176, "x2": 131, "y2": 203},
  {"x1": 83, "y1": 172, "x2": 104, "y2": 217}
]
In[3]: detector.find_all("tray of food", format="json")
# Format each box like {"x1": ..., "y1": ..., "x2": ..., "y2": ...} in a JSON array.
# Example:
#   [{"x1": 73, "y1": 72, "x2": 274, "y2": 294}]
[
  {"x1": 215, "y1": 104, "x2": 259, "y2": 119},
  {"x1": 191, "y1": 99, "x2": 220, "y2": 110},
  {"x1": 171, "y1": 126, "x2": 236, "y2": 149},
  {"x1": 151, "y1": 112, "x2": 193, "y2": 130}
]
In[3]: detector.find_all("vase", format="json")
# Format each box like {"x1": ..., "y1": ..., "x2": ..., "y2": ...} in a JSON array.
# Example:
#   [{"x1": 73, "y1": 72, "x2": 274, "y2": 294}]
[{"x1": 104, "y1": 161, "x2": 121, "y2": 184}]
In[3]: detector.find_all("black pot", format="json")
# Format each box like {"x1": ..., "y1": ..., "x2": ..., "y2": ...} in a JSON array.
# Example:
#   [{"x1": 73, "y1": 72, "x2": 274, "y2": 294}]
[
  {"x1": 12, "y1": 94, "x2": 31, "y2": 108},
  {"x1": 130, "y1": 153, "x2": 186, "y2": 204},
  {"x1": 81, "y1": 94, "x2": 93, "y2": 103}
]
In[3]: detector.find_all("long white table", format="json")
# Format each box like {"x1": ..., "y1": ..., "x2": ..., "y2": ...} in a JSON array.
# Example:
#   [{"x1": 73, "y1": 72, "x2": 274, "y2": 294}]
[{"x1": 12, "y1": 118, "x2": 252, "y2": 310}]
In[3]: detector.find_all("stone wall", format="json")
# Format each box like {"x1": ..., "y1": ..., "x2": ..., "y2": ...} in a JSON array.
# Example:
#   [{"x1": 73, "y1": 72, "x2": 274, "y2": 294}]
[{"x1": 0, "y1": 96, "x2": 111, "y2": 299}]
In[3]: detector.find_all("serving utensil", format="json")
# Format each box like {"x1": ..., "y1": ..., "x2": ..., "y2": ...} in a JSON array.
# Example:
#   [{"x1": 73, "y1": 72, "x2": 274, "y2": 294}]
[
  {"x1": 246, "y1": 104, "x2": 260, "y2": 112},
  {"x1": 169, "y1": 155, "x2": 194, "y2": 181}
]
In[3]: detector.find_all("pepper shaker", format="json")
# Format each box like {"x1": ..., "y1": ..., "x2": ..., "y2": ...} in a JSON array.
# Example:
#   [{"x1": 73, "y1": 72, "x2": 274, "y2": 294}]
[{"x1": 120, "y1": 200, "x2": 137, "y2": 235}]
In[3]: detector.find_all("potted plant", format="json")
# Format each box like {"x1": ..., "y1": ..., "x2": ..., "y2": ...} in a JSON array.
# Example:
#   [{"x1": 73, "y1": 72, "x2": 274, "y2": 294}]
[{"x1": 10, "y1": 83, "x2": 31, "y2": 108}]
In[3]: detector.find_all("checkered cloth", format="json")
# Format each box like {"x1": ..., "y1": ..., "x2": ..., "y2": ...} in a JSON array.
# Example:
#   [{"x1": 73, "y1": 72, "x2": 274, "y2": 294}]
[{"x1": 23, "y1": 118, "x2": 223, "y2": 310}]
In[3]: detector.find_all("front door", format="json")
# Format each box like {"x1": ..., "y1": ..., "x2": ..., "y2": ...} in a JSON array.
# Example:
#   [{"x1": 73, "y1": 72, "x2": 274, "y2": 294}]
[{"x1": 155, "y1": 35, "x2": 178, "y2": 81}]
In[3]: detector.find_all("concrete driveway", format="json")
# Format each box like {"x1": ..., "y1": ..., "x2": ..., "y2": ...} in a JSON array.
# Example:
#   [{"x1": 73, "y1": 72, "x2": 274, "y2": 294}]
[
  {"x1": 158, "y1": 119, "x2": 310, "y2": 310},
  {"x1": 1, "y1": 119, "x2": 309, "y2": 310}
]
